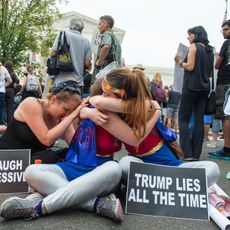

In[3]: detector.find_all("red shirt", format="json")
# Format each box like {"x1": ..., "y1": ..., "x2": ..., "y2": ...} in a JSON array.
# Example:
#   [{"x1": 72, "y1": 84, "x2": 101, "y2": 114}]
[
  {"x1": 96, "y1": 126, "x2": 122, "y2": 156},
  {"x1": 124, "y1": 126, "x2": 162, "y2": 155}
]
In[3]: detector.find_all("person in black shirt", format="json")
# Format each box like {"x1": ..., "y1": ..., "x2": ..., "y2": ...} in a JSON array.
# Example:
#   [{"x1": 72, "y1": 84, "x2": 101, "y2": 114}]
[
  {"x1": 4, "y1": 60, "x2": 19, "y2": 124},
  {"x1": 174, "y1": 26, "x2": 214, "y2": 161},
  {"x1": 208, "y1": 20, "x2": 230, "y2": 159},
  {"x1": 166, "y1": 87, "x2": 181, "y2": 133}
]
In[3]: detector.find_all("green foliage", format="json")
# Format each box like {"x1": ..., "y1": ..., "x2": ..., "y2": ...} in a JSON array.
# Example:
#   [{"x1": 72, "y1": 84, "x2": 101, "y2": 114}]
[{"x1": 0, "y1": 0, "x2": 62, "y2": 67}]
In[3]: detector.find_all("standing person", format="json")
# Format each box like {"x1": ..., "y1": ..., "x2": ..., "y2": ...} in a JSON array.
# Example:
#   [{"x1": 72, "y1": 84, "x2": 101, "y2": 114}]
[
  {"x1": 91, "y1": 15, "x2": 121, "y2": 83},
  {"x1": 166, "y1": 86, "x2": 181, "y2": 133},
  {"x1": 50, "y1": 18, "x2": 92, "y2": 88},
  {"x1": 82, "y1": 70, "x2": 92, "y2": 98},
  {"x1": 207, "y1": 118, "x2": 222, "y2": 148},
  {"x1": 0, "y1": 62, "x2": 12, "y2": 125},
  {"x1": 4, "y1": 60, "x2": 19, "y2": 123},
  {"x1": 203, "y1": 115, "x2": 212, "y2": 142},
  {"x1": 174, "y1": 26, "x2": 214, "y2": 161},
  {"x1": 208, "y1": 20, "x2": 230, "y2": 159},
  {"x1": 18, "y1": 64, "x2": 42, "y2": 100},
  {"x1": 150, "y1": 73, "x2": 166, "y2": 108},
  {"x1": 0, "y1": 80, "x2": 85, "y2": 164}
]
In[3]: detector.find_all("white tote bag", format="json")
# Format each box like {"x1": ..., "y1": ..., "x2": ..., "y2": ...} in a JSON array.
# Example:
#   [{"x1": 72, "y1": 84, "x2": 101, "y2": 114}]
[
  {"x1": 224, "y1": 87, "x2": 230, "y2": 115},
  {"x1": 95, "y1": 61, "x2": 119, "y2": 79}
]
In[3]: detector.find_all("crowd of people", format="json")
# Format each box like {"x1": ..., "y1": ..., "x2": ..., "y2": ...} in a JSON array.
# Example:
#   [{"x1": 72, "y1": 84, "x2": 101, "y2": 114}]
[{"x1": 0, "y1": 14, "x2": 229, "y2": 225}]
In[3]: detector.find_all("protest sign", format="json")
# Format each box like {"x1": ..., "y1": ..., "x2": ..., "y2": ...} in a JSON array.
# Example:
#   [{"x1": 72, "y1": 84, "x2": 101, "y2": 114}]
[
  {"x1": 126, "y1": 162, "x2": 209, "y2": 220},
  {"x1": 0, "y1": 149, "x2": 30, "y2": 193},
  {"x1": 173, "y1": 43, "x2": 188, "y2": 94}
]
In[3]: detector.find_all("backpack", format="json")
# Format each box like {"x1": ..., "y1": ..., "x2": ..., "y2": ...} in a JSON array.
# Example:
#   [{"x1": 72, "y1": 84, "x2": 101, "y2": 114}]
[
  {"x1": 26, "y1": 74, "x2": 39, "y2": 91},
  {"x1": 150, "y1": 81, "x2": 166, "y2": 104}
]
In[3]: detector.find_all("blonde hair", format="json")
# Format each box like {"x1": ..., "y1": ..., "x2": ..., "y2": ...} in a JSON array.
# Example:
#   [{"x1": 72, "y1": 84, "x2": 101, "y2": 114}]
[
  {"x1": 152, "y1": 72, "x2": 162, "y2": 84},
  {"x1": 106, "y1": 67, "x2": 152, "y2": 141},
  {"x1": 47, "y1": 91, "x2": 81, "y2": 104}
]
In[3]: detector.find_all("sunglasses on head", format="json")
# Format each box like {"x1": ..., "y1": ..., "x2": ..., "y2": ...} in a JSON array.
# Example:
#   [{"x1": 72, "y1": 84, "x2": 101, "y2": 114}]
[
  {"x1": 102, "y1": 78, "x2": 126, "y2": 98},
  {"x1": 49, "y1": 80, "x2": 81, "y2": 95}
]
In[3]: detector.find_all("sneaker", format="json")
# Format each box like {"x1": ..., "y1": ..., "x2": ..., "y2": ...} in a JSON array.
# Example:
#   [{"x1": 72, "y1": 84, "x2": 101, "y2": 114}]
[
  {"x1": 226, "y1": 172, "x2": 230, "y2": 180},
  {"x1": 218, "y1": 134, "x2": 224, "y2": 140},
  {"x1": 0, "y1": 197, "x2": 39, "y2": 220},
  {"x1": 207, "y1": 142, "x2": 217, "y2": 148},
  {"x1": 183, "y1": 157, "x2": 194, "y2": 162},
  {"x1": 208, "y1": 148, "x2": 230, "y2": 160},
  {"x1": 96, "y1": 193, "x2": 124, "y2": 222}
]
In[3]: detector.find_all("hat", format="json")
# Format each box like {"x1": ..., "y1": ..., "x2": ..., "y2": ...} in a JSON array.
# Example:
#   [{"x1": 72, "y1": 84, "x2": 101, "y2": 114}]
[{"x1": 133, "y1": 64, "x2": 145, "y2": 71}]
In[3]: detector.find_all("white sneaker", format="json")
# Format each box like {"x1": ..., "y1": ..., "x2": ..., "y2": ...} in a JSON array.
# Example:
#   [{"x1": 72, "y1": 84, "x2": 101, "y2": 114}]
[{"x1": 207, "y1": 142, "x2": 217, "y2": 148}]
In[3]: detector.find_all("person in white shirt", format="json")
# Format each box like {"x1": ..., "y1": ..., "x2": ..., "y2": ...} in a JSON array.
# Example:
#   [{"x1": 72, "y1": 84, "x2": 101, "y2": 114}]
[{"x1": 0, "y1": 62, "x2": 12, "y2": 124}]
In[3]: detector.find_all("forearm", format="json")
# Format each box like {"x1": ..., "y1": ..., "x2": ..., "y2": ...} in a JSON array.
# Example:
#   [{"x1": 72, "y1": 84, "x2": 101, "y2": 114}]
[
  {"x1": 19, "y1": 84, "x2": 26, "y2": 93},
  {"x1": 89, "y1": 96, "x2": 123, "y2": 113},
  {"x1": 97, "y1": 45, "x2": 110, "y2": 65},
  {"x1": 42, "y1": 115, "x2": 76, "y2": 146},
  {"x1": 5, "y1": 78, "x2": 12, "y2": 87},
  {"x1": 63, "y1": 124, "x2": 76, "y2": 145}
]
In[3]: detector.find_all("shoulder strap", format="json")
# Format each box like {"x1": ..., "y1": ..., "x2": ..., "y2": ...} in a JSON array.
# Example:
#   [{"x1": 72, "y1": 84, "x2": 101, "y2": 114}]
[
  {"x1": 57, "y1": 31, "x2": 63, "y2": 51},
  {"x1": 211, "y1": 65, "x2": 214, "y2": 91}
]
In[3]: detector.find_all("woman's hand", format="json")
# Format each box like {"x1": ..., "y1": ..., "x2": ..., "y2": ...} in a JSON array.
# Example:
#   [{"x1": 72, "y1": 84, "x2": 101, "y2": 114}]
[
  {"x1": 81, "y1": 96, "x2": 90, "y2": 105},
  {"x1": 87, "y1": 108, "x2": 109, "y2": 126},
  {"x1": 70, "y1": 103, "x2": 88, "y2": 120},
  {"x1": 149, "y1": 100, "x2": 161, "y2": 112},
  {"x1": 174, "y1": 53, "x2": 183, "y2": 65}
]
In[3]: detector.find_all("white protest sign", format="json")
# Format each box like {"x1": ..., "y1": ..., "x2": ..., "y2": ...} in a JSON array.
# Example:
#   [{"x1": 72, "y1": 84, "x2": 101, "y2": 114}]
[
  {"x1": 173, "y1": 43, "x2": 188, "y2": 94},
  {"x1": 0, "y1": 149, "x2": 30, "y2": 193},
  {"x1": 126, "y1": 162, "x2": 209, "y2": 220},
  {"x1": 91, "y1": 29, "x2": 102, "y2": 56}
]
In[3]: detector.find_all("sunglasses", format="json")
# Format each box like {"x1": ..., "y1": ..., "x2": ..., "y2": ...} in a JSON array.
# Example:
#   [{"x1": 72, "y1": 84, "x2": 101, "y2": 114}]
[
  {"x1": 102, "y1": 79, "x2": 126, "y2": 98},
  {"x1": 49, "y1": 80, "x2": 81, "y2": 95}
]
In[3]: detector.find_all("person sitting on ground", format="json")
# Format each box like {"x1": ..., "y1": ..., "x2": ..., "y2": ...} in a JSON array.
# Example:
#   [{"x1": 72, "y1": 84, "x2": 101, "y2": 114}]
[
  {"x1": 0, "y1": 68, "x2": 161, "y2": 223},
  {"x1": 88, "y1": 68, "x2": 220, "y2": 190},
  {"x1": 0, "y1": 80, "x2": 85, "y2": 163}
]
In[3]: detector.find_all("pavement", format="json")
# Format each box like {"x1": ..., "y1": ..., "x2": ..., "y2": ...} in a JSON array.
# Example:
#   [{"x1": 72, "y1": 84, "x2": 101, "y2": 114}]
[{"x1": 0, "y1": 138, "x2": 229, "y2": 230}]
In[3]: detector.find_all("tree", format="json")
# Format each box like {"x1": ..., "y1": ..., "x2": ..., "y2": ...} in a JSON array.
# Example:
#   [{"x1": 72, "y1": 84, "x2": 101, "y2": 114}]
[{"x1": 0, "y1": 0, "x2": 63, "y2": 66}]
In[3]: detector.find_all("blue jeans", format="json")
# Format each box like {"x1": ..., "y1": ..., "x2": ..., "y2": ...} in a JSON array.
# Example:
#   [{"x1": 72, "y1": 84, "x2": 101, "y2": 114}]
[{"x1": 0, "y1": 93, "x2": 6, "y2": 125}]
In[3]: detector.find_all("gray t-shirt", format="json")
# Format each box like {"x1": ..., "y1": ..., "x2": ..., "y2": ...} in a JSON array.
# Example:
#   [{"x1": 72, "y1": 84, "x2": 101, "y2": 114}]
[{"x1": 52, "y1": 30, "x2": 92, "y2": 86}]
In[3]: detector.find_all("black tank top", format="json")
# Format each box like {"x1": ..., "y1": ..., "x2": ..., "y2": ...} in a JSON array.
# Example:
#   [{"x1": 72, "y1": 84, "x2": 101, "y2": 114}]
[
  {"x1": 183, "y1": 43, "x2": 214, "y2": 91},
  {"x1": 0, "y1": 116, "x2": 50, "y2": 153}
]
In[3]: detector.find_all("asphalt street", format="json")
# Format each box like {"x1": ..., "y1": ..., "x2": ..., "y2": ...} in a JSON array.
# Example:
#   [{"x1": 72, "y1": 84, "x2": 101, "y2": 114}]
[{"x1": 0, "y1": 138, "x2": 229, "y2": 230}]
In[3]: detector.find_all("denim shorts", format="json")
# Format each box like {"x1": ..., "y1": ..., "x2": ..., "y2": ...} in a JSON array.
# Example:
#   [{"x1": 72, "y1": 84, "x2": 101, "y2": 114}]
[
  {"x1": 215, "y1": 84, "x2": 230, "y2": 120},
  {"x1": 166, "y1": 107, "x2": 178, "y2": 119},
  {"x1": 211, "y1": 118, "x2": 222, "y2": 132}
]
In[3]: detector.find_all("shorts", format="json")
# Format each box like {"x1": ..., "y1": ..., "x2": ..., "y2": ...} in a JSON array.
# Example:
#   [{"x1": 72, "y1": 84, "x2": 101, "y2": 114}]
[
  {"x1": 212, "y1": 118, "x2": 222, "y2": 133},
  {"x1": 203, "y1": 115, "x2": 212, "y2": 124},
  {"x1": 166, "y1": 107, "x2": 178, "y2": 119},
  {"x1": 215, "y1": 84, "x2": 230, "y2": 120},
  {"x1": 56, "y1": 156, "x2": 113, "y2": 181}
]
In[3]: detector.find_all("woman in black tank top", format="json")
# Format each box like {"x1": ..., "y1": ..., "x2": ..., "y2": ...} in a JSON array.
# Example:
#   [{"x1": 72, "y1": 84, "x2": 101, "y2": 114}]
[
  {"x1": 174, "y1": 26, "x2": 214, "y2": 161},
  {"x1": 0, "y1": 80, "x2": 85, "y2": 163}
]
